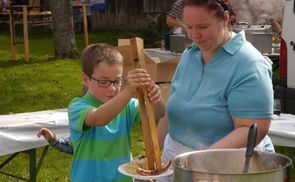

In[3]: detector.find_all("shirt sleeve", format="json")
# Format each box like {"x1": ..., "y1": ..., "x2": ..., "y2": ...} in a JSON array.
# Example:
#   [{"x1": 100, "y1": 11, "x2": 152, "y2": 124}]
[
  {"x1": 51, "y1": 136, "x2": 73, "y2": 154},
  {"x1": 68, "y1": 97, "x2": 94, "y2": 133},
  {"x1": 168, "y1": 0, "x2": 183, "y2": 19},
  {"x1": 228, "y1": 58, "x2": 273, "y2": 118}
]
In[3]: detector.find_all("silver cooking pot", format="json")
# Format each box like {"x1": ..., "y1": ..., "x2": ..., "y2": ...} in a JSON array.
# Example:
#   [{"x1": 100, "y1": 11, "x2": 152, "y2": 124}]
[{"x1": 173, "y1": 149, "x2": 292, "y2": 182}]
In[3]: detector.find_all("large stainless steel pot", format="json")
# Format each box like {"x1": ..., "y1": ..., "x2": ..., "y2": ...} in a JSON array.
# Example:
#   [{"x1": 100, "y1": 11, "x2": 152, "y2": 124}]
[{"x1": 173, "y1": 149, "x2": 292, "y2": 182}]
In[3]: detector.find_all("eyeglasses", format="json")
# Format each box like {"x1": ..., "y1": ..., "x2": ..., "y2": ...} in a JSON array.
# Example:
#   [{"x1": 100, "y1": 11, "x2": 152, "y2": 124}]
[{"x1": 90, "y1": 76, "x2": 124, "y2": 88}]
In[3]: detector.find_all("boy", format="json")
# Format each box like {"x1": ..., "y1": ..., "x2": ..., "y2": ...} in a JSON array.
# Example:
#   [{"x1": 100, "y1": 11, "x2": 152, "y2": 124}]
[{"x1": 68, "y1": 43, "x2": 165, "y2": 182}]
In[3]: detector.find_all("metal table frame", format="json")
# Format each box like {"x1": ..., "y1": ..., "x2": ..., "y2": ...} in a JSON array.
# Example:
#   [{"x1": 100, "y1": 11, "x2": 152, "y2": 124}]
[{"x1": 0, "y1": 146, "x2": 49, "y2": 181}]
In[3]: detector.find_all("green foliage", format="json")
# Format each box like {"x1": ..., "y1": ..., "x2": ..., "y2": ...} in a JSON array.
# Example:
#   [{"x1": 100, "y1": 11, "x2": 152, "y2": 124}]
[{"x1": 141, "y1": 13, "x2": 171, "y2": 48}]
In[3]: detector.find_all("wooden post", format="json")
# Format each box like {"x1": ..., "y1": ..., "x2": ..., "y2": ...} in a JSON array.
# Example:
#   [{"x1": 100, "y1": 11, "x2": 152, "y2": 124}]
[
  {"x1": 81, "y1": 5, "x2": 89, "y2": 47},
  {"x1": 130, "y1": 37, "x2": 162, "y2": 171},
  {"x1": 9, "y1": 9, "x2": 16, "y2": 60},
  {"x1": 22, "y1": 5, "x2": 29, "y2": 61}
]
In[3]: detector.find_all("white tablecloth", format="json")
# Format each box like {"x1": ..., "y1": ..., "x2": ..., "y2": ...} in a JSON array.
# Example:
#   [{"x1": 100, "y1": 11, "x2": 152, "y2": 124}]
[
  {"x1": 269, "y1": 113, "x2": 295, "y2": 148},
  {"x1": 0, "y1": 109, "x2": 294, "y2": 157},
  {"x1": 0, "y1": 109, "x2": 69, "y2": 156}
]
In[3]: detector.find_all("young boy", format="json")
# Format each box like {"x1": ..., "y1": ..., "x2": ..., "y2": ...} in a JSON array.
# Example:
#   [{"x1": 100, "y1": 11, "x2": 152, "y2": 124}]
[{"x1": 68, "y1": 43, "x2": 165, "y2": 182}]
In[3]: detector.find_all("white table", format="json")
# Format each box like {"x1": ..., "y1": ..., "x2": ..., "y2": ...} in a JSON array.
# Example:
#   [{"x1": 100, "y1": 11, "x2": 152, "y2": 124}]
[
  {"x1": 269, "y1": 113, "x2": 295, "y2": 148},
  {"x1": 0, "y1": 109, "x2": 294, "y2": 152},
  {"x1": 0, "y1": 109, "x2": 69, "y2": 182}
]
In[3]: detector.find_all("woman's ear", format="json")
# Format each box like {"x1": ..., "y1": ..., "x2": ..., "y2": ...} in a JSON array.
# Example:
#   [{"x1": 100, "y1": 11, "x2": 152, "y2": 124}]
[{"x1": 223, "y1": 10, "x2": 230, "y2": 26}]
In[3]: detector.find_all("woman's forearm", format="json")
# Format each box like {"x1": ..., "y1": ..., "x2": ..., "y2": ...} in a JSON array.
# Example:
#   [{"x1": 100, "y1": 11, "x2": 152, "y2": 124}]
[
  {"x1": 209, "y1": 118, "x2": 271, "y2": 149},
  {"x1": 157, "y1": 115, "x2": 169, "y2": 150}
]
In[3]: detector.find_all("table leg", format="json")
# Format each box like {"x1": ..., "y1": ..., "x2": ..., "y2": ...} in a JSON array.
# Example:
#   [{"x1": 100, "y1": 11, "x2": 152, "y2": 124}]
[
  {"x1": 28, "y1": 149, "x2": 37, "y2": 182},
  {"x1": 27, "y1": 146, "x2": 49, "y2": 182}
]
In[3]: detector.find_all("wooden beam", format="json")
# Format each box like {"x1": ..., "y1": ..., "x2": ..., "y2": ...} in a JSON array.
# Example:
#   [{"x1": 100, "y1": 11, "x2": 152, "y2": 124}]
[
  {"x1": 22, "y1": 6, "x2": 29, "y2": 62},
  {"x1": 130, "y1": 37, "x2": 162, "y2": 171},
  {"x1": 9, "y1": 9, "x2": 16, "y2": 61},
  {"x1": 81, "y1": 5, "x2": 88, "y2": 47}
]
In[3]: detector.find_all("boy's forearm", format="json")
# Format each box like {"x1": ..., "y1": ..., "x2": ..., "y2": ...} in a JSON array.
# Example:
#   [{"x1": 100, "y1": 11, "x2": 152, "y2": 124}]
[
  {"x1": 51, "y1": 136, "x2": 73, "y2": 154},
  {"x1": 84, "y1": 89, "x2": 134, "y2": 126}
]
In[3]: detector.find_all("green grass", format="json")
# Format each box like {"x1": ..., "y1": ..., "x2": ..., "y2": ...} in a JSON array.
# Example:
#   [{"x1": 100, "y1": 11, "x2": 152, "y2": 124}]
[
  {"x1": 0, "y1": 60, "x2": 81, "y2": 113},
  {"x1": 0, "y1": 27, "x2": 145, "y2": 113},
  {"x1": 0, "y1": 27, "x2": 294, "y2": 181}
]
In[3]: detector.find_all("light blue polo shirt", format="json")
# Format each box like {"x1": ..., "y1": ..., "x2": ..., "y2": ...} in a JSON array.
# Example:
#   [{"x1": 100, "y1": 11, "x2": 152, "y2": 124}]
[{"x1": 167, "y1": 31, "x2": 274, "y2": 150}]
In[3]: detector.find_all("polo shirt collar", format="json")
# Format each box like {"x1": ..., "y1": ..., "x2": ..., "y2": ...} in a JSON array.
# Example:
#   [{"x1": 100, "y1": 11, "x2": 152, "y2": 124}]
[
  {"x1": 223, "y1": 30, "x2": 246, "y2": 55},
  {"x1": 187, "y1": 30, "x2": 246, "y2": 55},
  {"x1": 83, "y1": 91, "x2": 103, "y2": 107}
]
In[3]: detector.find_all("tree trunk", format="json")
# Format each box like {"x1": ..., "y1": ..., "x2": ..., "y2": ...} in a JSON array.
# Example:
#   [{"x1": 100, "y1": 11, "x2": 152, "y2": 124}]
[{"x1": 49, "y1": 0, "x2": 79, "y2": 59}]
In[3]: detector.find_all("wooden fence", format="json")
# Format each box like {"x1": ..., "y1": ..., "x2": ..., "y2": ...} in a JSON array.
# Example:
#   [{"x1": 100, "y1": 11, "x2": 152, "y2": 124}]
[{"x1": 92, "y1": 0, "x2": 175, "y2": 29}]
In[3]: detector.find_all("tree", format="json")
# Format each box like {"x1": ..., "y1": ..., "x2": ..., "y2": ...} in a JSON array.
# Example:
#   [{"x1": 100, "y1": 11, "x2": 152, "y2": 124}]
[{"x1": 49, "y1": 0, "x2": 79, "y2": 59}]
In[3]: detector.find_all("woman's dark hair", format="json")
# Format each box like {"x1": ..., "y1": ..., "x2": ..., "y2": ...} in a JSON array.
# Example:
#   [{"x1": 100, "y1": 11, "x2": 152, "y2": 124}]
[{"x1": 183, "y1": 0, "x2": 236, "y2": 27}]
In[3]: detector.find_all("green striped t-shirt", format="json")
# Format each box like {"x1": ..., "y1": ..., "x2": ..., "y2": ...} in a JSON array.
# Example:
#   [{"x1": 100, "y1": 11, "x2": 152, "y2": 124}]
[{"x1": 68, "y1": 92, "x2": 140, "y2": 182}]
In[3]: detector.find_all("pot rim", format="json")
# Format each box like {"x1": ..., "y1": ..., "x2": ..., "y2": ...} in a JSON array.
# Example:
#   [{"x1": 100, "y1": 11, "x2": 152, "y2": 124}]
[{"x1": 173, "y1": 148, "x2": 292, "y2": 175}]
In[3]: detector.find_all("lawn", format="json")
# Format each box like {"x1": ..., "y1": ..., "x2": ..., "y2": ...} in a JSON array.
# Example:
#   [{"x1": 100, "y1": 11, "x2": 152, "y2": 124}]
[{"x1": 0, "y1": 27, "x2": 294, "y2": 181}]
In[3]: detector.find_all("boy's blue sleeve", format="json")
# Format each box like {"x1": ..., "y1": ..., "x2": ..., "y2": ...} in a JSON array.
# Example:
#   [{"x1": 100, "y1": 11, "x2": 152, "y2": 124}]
[{"x1": 51, "y1": 136, "x2": 73, "y2": 154}]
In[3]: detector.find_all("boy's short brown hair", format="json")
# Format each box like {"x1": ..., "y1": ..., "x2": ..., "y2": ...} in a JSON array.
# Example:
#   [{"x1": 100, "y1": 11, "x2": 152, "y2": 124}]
[{"x1": 81, "y1": 43, "x2": 123, "y2": 77}]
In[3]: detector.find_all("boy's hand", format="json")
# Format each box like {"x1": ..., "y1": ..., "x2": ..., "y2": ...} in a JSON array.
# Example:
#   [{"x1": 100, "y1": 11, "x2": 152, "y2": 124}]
[
  {"x1": 37, "y1": 128, "x2": 56, "y2": 144},
  {"x1": 147, "y1": 81, "x2": 162, "y2": 104},
  {"x1": 125, "y1": 68, "x2": 151, "y2": 95}
]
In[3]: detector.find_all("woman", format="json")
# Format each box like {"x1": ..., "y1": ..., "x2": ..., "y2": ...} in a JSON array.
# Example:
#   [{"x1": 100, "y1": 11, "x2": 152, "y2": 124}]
[{"x1": 157, "y1": 0, "x2": 274, "y2": 180}]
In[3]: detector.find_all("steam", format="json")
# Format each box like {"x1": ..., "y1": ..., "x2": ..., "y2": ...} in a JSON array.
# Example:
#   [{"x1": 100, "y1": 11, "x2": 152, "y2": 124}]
[{"x1": 232, "y1": 0, "x2": 285, "y2": 24}]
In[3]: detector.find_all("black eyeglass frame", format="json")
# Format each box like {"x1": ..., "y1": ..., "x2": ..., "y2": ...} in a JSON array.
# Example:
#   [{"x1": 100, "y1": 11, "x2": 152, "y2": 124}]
[{"x1": 89, "y1": 76, "x2": 125, "y2": 88}]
